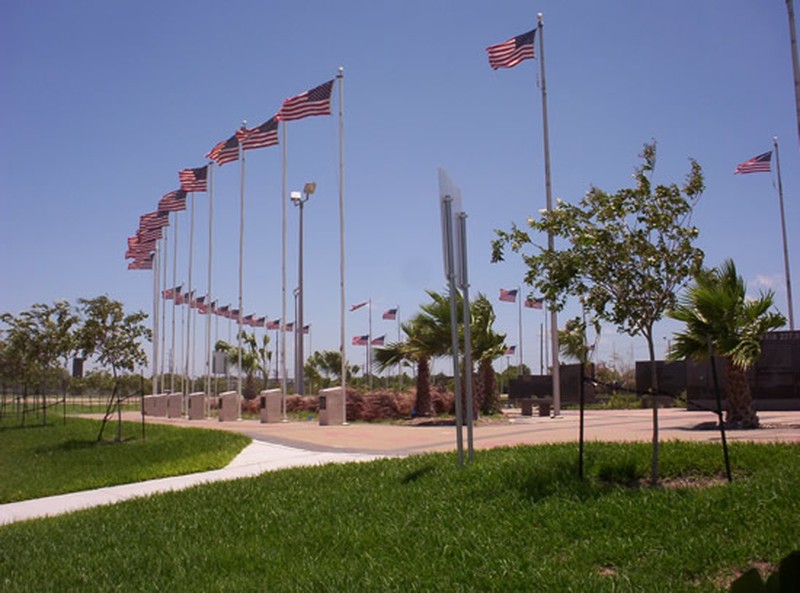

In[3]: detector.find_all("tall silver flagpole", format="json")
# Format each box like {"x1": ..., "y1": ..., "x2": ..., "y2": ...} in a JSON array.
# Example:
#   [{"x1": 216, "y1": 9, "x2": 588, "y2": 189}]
[
  {"x1": 160, "y1": 227, "x2": 168, "y2": 392},
  {"x1": 153, "y1": 244, "x2": 160, "y2": 394},
  {"x1": 367, "y1": 298, "x2": 373, "y2": 390},
  {"x1": 517, "y1": 286, "x2": 523, "y2": 375},
  {"x1": 206, "y1": 163, "x2": 214, "y2": 414},
  {"x1": 185, "y1": 192, "x2": 196, "y2": 406},
  {"x1": 338, "y1": 66, "x2": 348, "y2": 423},
  {"x1": 785, "y1": 0, "x2": 800, "y2": 144},
  {"x1": 281, "y1": 121, "x2": 289, "y2": 419},
  {"x1": 237, "y1": 123, "x2": 246, "y2": 418},
  {"x1": 537, "y1": 13, "x2": 561, "y2": 416},
  {"x1": 773, "y1": 137, "x2": 795, "y2": 329},
  {"x1": 170, "y1": 212, "x2": 179, "y2": 393}
]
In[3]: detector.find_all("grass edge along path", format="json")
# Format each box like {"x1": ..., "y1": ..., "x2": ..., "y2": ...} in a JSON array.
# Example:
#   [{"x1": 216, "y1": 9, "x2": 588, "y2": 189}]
[
  {"x1": 0, "y1": 415, "x2": 251, "y2": 503},
  {"x1": 1, "y1": 441, "x2": 798, "y2": 593}
]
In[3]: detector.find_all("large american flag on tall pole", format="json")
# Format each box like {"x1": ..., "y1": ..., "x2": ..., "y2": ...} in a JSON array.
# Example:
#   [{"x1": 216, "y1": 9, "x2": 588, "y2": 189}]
[
  {"x1": 277, "y1": 80, "x2": 334, "y2": 121},
  {"x1": 486, "y1": 29, "x2": 536, "y2": 70},
  {"x1": 241, "y1": 116, "x2": 279, "y2": 150},
  {"x1": 205, "y1": 134, "x2": 240, "y2": 166},
  {"x1": 179, "y1": 166, "x2": 208, "y2": 192},
  {"x1": 734, "y1": 151, "x2": 772, "y2": 174}
]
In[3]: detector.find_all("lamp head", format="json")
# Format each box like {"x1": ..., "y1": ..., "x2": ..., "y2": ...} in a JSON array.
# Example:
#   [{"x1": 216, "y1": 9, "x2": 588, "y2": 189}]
[
  {"x1": 303, "y1": 182, "x2": 317, "y2": 195},
  {"x1": 290, "y1": 191, "x2": 302, "y2": 204}
]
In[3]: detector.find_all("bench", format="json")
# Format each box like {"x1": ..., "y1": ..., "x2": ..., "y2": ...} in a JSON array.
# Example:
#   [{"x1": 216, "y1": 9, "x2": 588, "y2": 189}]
[{"x1": 519, "y1": 397, "x2": 553, "y2": 417}]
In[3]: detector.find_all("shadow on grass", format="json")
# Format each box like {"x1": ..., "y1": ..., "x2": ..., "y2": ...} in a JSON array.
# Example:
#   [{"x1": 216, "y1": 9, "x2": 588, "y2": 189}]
[{"x1": 401, "y1": 465, "x2": 436, "y2": 484}]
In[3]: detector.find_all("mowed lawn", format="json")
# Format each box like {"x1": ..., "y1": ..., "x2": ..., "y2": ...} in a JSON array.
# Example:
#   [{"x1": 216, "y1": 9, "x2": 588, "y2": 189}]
[
  {"x1": 0, "y1": 414, "x2": 250, "y2": 502},
  {"x1": 1, "y1": 437, "x2": 798, "y2": 592}
]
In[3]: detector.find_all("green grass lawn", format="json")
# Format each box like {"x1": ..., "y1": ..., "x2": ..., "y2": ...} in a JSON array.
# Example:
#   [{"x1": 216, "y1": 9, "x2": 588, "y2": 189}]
[
  {"x1": 1, "y1": 440, "x2": 798, "y2": 592},
  {"x1": 0, "y1": 413, "x2": 250, "y2": 503}
]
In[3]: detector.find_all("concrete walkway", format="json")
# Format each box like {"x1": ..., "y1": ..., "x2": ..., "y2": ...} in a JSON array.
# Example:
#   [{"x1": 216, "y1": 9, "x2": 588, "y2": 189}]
[
  {"x1": 0, "y1": 441, "x2": 384, "y2": 526},
  {"x1": 2, "y1": 408, "x2": 798, "y2": 526}
]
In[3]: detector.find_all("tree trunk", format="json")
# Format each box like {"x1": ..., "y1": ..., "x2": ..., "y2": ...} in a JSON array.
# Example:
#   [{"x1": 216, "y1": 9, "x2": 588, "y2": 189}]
[
  {"x1": 415, "y1": 358, "x2": 432, "y2": 416},
  {"x1": 478, "y1": 359, "x2": 498, "y2": 415},
  {"x1": 646, "y1": 330, "x2": 660, "y2": 485},
  {"x1": 725, "y1": 359, "x2": 759, "y2": 429}
]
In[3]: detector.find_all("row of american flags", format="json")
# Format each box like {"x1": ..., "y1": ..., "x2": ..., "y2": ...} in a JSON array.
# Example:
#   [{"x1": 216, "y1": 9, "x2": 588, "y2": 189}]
[{"x1": 125, "y1": 79, "x2": 335, "y2": 270}]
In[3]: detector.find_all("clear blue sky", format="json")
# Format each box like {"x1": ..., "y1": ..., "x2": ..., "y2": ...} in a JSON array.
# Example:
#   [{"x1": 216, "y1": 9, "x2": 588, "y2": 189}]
[{"x1": 1, "y1": 1, "x2": 797, "y2": 378}]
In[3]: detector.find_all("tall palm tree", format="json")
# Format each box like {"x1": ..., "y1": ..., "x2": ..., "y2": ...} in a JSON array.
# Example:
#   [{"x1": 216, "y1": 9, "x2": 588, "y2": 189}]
[
  {"x1": 215, "y1": 330, "x2": 268, "y2": 399},
  {"x1": 469, "y1": 294, "x2": 506, "y2": 415},
  {"x1": 667, "y1": 259, "x2": 786, "y2": 428},
  {"x1": 374, "y1": 290, "x2": 458, "y2": 416}
]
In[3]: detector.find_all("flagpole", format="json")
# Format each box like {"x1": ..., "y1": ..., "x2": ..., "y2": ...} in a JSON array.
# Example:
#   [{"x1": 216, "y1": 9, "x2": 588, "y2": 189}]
[
  {"x1": 206, "y1": 163, "x2": 215, "y2": 415},
  {"x1": 337, "y1": 67, "x2": 348, "y2": 423},
  {"x1": 397, "y1": 306, "x2": 402, "y2": 390},
  {"x1": 152, "y1": 243, "x2": 160, "y2": 395},
  {"x1": 160, "y1": 227, "x2": 168, "y2": 393},
  {"x1": 185, "y1": 192, "x2": 196, "y2": 409},
  {"x1": 237, "y1": 122, "x2": 246, "y2": 418},
  {"x1": 538, "y1": 13, "x2": 561, "y2": 416},
  {"x1": 368, "y1": 298, "x2": 373, "y2": 390},
  {"x1": 773, "y1": 137, "x2": 795, "y2": 329},
  {"x1": 785, "y1": 0, "x2": 800, "y2": 144},
  {"x1": 281, "y1": 120, "x2": 289, "y2": 420},
  {"x1": 170, "y1": 213, "x2": 179, "y2": 394},
  {"x1": 517, "y1": 286, "x2": 523, "y2": 376}
]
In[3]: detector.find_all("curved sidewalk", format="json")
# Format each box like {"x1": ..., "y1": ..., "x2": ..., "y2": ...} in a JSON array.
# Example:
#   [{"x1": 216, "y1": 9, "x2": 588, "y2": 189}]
[{"x1": 2, "y1": 408, "x2": 798, "y2": 526}]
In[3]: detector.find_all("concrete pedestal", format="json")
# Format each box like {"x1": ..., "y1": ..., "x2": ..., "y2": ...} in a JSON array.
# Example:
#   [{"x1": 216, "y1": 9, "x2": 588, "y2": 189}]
[
  {"x1": 187, "y1": 392, "x2": 206, "y2": 420},
  {"x1": 167, "y1": 393, "x2": 183, "y2": 418},
  {"x1": 144, "y1": 394, "x2": 167, "y2": 417},
  {"x1": 218, "y1": 391, "x2": 239, "y2": 422},
  {"x1": 259, "y1": 389, "x2": 282, "y2": 423},
  {"x1": 318, "y1": 387, "x2": 345, "y2": 426}
]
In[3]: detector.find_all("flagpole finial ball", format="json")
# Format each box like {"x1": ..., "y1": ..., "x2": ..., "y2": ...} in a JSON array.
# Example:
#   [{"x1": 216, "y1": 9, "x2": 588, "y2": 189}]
[
  {"x1": 537, "y1": 12, "x2": 543, "y2": 21},
  {"x1": 338, "y1": 66, "x2": 344, "y2": 76}
]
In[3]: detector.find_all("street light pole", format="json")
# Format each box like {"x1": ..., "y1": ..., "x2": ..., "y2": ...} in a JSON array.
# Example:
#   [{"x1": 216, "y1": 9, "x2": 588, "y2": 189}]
[{"x1": 292, "y1": 182, "x2": 316, "y2": 395}]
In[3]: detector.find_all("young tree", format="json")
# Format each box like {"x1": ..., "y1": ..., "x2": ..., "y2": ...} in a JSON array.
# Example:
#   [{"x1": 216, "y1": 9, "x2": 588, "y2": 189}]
[
  {"x1": 77, "y1": 296, "x2": 150, "y2": 441},
  {"x1": 492, "y1": 142, "x2": 705, "y2": 483},
  {"x1": 668, "y1": 259, "x2": 786, "y2": 428}
]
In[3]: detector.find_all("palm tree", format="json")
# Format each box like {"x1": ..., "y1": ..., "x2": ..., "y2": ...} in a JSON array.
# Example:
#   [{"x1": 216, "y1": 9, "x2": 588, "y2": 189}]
[
  {"x1": 374, "y1": 290, "x2": 457, "y2": 416},
  {"x1": 215, "y1": 330, "x2": 268, "y2": 399},
  {"x1": 667, "y1": 259, "x2": 786, "y2": 428},
  {"x1": 469, "y1": 294, "x2": 506, "y2": 415}
]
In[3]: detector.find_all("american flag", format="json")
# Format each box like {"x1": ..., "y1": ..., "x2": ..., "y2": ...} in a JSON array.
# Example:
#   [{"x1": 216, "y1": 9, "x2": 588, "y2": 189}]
[
  {"x1": 216, "y1": 305, "x2": 230, "y2": 317},
  {"x1": 266, "y1": 319, "x2": 281, "y2": 330},
  {"x1": 277, "y1": 80, "x2": 334, "y2": 121},
  {"x1": 162, "y1": 288, "x2": 175, "y2": 300},
  {"x1": 352, "y1": 334, "x2": 369, "y2": 346},
  {"x1": 350, "y1": 300, "x2": 369, "y2": 311},
  {"x1": 371, "y1": 335, "x2": 385, "y2": 346},
  {"x1": 140, "y1": 211, "x2": 170, "y2": 231},
  {"x1": 382, "y1": 308, "x2": 398, "y2": 320},
  {"x1": 487, "y1": 29, "x2": 536, "y2": 70},
  {"x1": 242, "y1": 314, "x2": 255, "y2": 326},
  {"x1": 284, "y1": 321, "x2": 295, "y2": 332},
  {"x1": 253, "y1": 316, "x2": 267, "y2": 328},
  {"x1": 524, "y1": 297, "x2": 544, "y2": 310},
  {"x1": 505, "y1": 345, "x2": 516, "y2": 356},
  {"x1": 179, "y1": 166, "x2": 208, "y2": 192},
  {"x1": 302, "y1": 324, "x2": 311, "y2": 335},
  {"x1": 158, "y1": 189, "x2": 187, "y2": 213},
  {"x1": 499, "y1": 288, "x2": 518, "y2": 303},
  {"x1": 241, "y1": 117, "x2": 279, "y2": 150},
  {"x1": 128, "y1": 256, "x2": 153, "y2": 270},
  {"x1": 734, "y1": 151, "x2": 772, "y2": 175},
  {"x1": 205, "y1": 134, "x2": 240, "y2": 166}
]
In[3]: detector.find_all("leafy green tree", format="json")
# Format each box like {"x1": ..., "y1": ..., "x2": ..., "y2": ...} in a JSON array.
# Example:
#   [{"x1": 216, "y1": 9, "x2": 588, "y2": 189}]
[
  {"x1": 492, "y1": 142, "x2": 705, "y2": 483},
  {"x1": 668, "y1": 259, "x2": 786, "y2": 428},
  {"x1": 305, "y1": 350, "x2": 357, "y2": 392},
  {"x1": 77, "y1": 296, "x2": 150, "y2": 441}
]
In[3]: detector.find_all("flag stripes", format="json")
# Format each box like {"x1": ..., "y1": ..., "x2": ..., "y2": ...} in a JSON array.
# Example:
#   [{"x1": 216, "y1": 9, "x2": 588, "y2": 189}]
[
  {"x1": 277, "y1": 80, "x2": 334, "y2": 121},
  {"x1": 487, "y1": 29, "x2": 536, "y2": 70}
]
